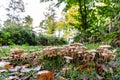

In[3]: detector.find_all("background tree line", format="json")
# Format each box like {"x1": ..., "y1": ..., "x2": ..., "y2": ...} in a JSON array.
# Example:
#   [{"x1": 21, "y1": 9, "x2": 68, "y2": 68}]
[
  {"x1": 0, "y1": 0, "x2": 67, "y2": 46},
  {"x1": 40, "y1": 0, "x2": 120, "y2": 47},
  {"x1": 0, "y1": 0, "x2": 120, "y2": 47}
]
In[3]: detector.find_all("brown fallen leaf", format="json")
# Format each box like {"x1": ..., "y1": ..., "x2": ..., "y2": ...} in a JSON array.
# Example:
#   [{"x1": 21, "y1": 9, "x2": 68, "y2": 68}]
[
  {"x1": 37, "y1": 70, "x2": 54, "y2": 80},
  {"x1": 0, "y1": 61, "x2": 10, "y2": 68},
  {"x1": 4, "y1": 64, "x2": 13, "y2": 69},
  {"x1": 79, "y1": 62, "x2": 91, "y2": 71}
]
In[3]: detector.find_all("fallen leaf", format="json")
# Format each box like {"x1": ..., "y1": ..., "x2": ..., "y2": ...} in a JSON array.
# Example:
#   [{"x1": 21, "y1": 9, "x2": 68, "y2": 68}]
[
  {"x1": 7, "y1": 76, "x2": 19, "y2": 80},
  {"x1": 0, "y1": 61, "x2": 10, "y2": 68},
  {"x1": 4, "y1": 64, "x2": 12, "y2": 69},
  {"x1": 20, "y1": 68, "x2": 32, "y2": 72},
  {"x1": 0, "y1": 69, "x2": 8, "y2": 73},
  {"x1": 9, "y1": 66, "x2": 22, "y2": 72},
  {"x1": 34, "y1": 66, "x2": 41, "y2": 71},
  {"x1": 37, "y1": 70, "x2": 54, "y2": 80},
  {"x1": 23, "y1": 63, "x2": 30, "y2": 67}
]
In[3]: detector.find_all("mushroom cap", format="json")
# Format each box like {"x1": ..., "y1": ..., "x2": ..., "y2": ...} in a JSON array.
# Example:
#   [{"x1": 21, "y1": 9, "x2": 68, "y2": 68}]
[
  {"x1": 10, "y1": 48, "x2": 24, "y2": 54},
  {"x1": 98, "y1": 45, "x2": 111, "y2": 48},
  {"x1": 90, "y1": 50, "x2": 97, "y2": 53},
  {"x1": 70, "y1": 43, "x2": 83, "y2": 46},
  {"x1": 64, "y1": 56, "x2": 73, "y2": 60},
  {"x1": 85, "y1": 50, "x2": 97, "y2": 53}
]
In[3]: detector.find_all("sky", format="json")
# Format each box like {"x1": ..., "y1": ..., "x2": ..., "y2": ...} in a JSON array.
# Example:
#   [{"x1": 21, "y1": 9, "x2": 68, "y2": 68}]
[{"x1": 0, "y1": 0, "x2": 65, "y2": 27}]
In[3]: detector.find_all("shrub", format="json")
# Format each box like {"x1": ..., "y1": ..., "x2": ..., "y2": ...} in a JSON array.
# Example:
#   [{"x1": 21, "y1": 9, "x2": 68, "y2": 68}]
[
  {"x1": 38, "y1": 34, "x2": 67, "y2": 46},
  {"x1": 0, "y1": 26, "x2": 38, "y2": 45},
  {"x1": 0, "y1": 26, "x2": 67, "y2": 46}
]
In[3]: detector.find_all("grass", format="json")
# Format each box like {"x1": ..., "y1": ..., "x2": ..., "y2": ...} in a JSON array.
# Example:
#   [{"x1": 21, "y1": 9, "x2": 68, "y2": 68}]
[
  {"x1": 0, "y1": 43, "x2": 101, "y2": 57},
  {"x1": 0, "y1": 45, "x2": 45, "y2": 58},
  {"x1": 84, "y1": 43, "x2": 100, "y2": 49}
]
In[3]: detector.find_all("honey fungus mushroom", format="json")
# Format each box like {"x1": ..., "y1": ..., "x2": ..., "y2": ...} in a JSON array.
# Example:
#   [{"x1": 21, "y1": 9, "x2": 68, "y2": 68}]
[{"x1": 97, "y1": 45, "x2": 116, "y2": 62}]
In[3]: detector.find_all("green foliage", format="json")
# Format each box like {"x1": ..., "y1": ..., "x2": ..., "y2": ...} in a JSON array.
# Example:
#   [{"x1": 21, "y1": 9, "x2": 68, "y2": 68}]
[
  {"x1": 24, "y1": 15, "x2": 33, "y2": 27},
  {"x1": 0, "y1": 26, "x2": 67, "y2": 46},
  {"x1": 40, "y1": 0, "x2": 120, "y2": 45},
  {"x1": 65, "y1": 0, "x2": 120, "y2": 44},
  {"x1": 0, "y1": 25, "x2": 38, "y2": 45},
  {"x1": 39, "y1": 3, "x2": 57, "y2": 36},
  {"x1": 41, "y1": 56, "x2": 65, "y2": 71},
  {"x1": 38, "y1": 34, "x2": 68, "y2": 46},
  {"x1": 84, "y1": 43, "x2": 100, "y2": 49}
]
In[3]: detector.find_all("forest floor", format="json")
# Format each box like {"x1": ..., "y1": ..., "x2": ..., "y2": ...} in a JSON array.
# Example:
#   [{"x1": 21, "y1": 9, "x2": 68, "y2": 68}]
[{"x1": 0, "y1": 43, "x2": 120, "y2": 80}]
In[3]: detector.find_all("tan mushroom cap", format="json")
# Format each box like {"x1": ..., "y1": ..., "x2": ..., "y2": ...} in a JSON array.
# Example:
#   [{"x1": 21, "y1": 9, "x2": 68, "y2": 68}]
[
  {"x1": 64, "y1": 56, "x2": 73, "y2": 60},
  {"x1": 69, "y1": 43, "x2": 83, "y2": 46},
  {"x1": 85, "y1": 50, "x2": 97, "y2": 53},
  {"x1": 98, "y1": 45, "x2": 111, "y2": 48},
  {"x1": 90, "y1": 49, "x2": 97, "y2": 52}
]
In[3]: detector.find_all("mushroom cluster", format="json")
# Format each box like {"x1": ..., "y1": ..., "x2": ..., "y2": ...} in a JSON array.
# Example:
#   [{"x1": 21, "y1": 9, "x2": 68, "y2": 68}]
[
  {"x1": 10, "y1": 48, "x2": 28, "y2": 59},
  {"x1": 40, "y1": 47, "x2": 59, "y2": 57},
  {"x1": 96, "y1": 45, "x2": 116, "y2": 62},
  {"x1": 7, "y1": 43, "x2": 115, "y2": 63},
  {"x1": 40, "y1": 43, "x2": 116, "y2": 63}
]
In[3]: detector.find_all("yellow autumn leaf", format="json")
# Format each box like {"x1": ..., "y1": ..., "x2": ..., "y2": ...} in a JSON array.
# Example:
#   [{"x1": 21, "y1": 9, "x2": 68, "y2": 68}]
[
  {"x1": 23, "y1": 63, "x2": 30, "y2": 67},
  {"x1": 4, "y1": 64, "x2": 12, "y2": 69}
]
